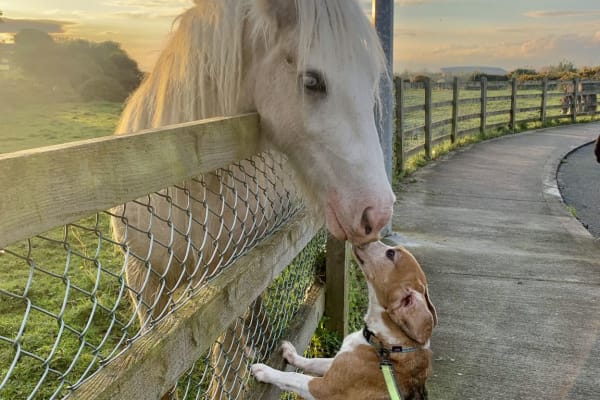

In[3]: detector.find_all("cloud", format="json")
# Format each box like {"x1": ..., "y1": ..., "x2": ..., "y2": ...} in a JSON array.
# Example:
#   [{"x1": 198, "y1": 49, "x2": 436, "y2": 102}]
[
  {"x1": 103, "y1": 0, "x2": 188, "y2": 21},
  {"x1": 0, "y1": 18, "x2": 74, "y2": 34},
  {"x1": 525, "y1": 10, "x2": 600, "y2": 18}
]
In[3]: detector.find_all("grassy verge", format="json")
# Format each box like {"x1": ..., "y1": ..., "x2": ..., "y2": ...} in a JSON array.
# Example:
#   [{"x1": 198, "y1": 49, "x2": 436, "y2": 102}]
[{"x1": 0, "y1": 102, "x2": 122, "y2": 154}]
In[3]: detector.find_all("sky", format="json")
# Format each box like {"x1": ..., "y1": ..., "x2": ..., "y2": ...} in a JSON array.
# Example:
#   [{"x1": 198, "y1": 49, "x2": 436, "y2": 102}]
[{"x1": 1, "y1": 0, "x2": 600, "y2": 73}]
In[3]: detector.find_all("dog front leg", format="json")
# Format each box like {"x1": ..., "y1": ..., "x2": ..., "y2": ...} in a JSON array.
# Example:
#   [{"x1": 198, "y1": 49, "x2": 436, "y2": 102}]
[
  {"x1": 251, "y1": 363, "x2": 316, "y2": 400},
  {"x1": 281, "y1": 341, "x2": 334, "y2": 376}
]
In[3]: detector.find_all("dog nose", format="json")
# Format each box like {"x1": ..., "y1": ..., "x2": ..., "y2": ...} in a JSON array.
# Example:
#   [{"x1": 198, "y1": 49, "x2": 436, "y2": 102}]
[{"x1": 359, "y1": 206, "x2": 392, "y2": 243}]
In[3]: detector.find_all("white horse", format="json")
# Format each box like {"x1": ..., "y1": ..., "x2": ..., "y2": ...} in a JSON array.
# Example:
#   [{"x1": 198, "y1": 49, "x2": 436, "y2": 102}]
[{"x1": 110, "y1": 0, "x2": 395, "y2": 397}]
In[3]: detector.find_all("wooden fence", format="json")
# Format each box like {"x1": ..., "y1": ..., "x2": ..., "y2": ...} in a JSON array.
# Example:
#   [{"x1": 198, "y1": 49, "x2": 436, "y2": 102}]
[
  {"x1": 0, "y1": 114, "x2": 347, "y2": 399},
  {"x1": 395, "y1": 77, "x2": 600, "y2": 172}
]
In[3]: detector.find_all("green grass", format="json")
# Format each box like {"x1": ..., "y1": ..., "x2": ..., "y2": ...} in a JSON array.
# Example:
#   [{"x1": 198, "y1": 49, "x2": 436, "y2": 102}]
[
  {"x1": 0, "y1": 214, "x2": 137, "y2": 399},
  {"x1": 0, "y1": 102, "x2": 122, "y2": 154},
  {"x1": 0, "y1": 97, "x2": 128, "y2": 398}
]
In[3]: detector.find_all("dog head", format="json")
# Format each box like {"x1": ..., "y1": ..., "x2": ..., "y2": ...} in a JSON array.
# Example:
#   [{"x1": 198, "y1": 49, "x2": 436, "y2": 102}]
[{"x1": 353, "y1": 241, "x2": 437, "y2": 344}]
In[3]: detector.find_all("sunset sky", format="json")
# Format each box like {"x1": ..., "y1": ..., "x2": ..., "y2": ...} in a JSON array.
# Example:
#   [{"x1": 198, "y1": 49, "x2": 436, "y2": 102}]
[{"x1": 1, "y1": 0, "x2": 600, "y2": 73}]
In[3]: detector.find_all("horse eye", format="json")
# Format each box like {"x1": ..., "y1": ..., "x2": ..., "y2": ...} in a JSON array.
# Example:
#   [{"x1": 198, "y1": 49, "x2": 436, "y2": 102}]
[
  {"x1": 301, "y1": 70, "x2": 326, "y2": 94},
  {"x1": 385, "y1": 249, "x2": 395, "y2": 261}
]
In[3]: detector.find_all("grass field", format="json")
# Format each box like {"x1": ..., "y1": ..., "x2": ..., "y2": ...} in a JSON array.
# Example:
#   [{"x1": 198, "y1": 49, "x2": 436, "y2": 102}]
[{"x1": 0, "y1": 102, "x2": 122, "y2": 154}]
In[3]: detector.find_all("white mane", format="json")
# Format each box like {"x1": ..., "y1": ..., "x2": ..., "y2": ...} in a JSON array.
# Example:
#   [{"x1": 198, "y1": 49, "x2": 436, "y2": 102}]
[{"x1": 116, "y1": 0, "x2": 387, "y2": 134}]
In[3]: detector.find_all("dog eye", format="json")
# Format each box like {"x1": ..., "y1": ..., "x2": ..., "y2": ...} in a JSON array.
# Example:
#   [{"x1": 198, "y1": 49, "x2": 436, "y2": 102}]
[
  {"x1": 300, "y1": 70, "x2": 327, "y2": 94},
  {"x1": 385, "y1": 249, "x2": 395, "y2": 261}
]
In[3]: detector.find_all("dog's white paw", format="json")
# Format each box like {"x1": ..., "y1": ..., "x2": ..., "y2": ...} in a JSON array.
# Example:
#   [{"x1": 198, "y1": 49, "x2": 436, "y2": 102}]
[
  {"x1": 280, "y1": 341, "x2": 298, "y2": 364},
  {"x1": 251, "y1": 363, "x2": 275, "y2": 383}
]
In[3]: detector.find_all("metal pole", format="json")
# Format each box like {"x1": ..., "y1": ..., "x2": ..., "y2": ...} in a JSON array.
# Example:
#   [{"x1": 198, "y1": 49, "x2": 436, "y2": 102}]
[
  {"x1": 374, "y1": 0, "x2": 394, "y2": 182},
  {"x1": 374, "y1": 0, "x2": 395, "y2": 238}
]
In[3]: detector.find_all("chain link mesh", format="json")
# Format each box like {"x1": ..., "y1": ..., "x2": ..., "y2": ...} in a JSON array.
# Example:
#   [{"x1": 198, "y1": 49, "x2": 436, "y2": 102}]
[{"x1": 0, "y1": 151, "x2": 324, "y2": 399}]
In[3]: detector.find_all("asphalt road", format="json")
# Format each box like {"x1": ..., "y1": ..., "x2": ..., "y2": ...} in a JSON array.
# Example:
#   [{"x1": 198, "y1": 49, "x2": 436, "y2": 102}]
[{"x1": 557, "y1": 141, "x2": 600, "y2": 238}]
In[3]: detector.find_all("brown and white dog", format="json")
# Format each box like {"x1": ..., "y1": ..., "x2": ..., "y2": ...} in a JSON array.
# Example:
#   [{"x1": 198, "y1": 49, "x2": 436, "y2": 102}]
[{"x1": 251, "y1": 241, "x2": 437, "y2": 399}]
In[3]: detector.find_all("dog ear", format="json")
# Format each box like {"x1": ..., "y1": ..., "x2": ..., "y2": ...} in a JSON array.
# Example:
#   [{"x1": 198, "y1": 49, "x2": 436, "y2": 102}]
[
  {"x1": 594, "y1": 134, "x2": 600, "y2": 163},
  {"x1": 254, "y1": 0, "x2": 298, "y2": 30},
  {"x1": 425, "y1": 285, "x2": 437, "y2": 327},
  {"x1": 388, "y1": 290, "x2": 435, "y2": 344}
]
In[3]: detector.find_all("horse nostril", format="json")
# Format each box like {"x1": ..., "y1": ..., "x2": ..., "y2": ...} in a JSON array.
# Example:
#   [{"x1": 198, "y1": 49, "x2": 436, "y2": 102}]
[{"x1": 361, "y1": 207, "x2": 373, "y2": 236}]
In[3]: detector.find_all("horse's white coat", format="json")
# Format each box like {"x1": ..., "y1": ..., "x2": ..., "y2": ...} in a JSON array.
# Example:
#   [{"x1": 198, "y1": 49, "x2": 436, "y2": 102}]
[{"x1": 111, "y1": 0, "x2": 395, "y2": 322}]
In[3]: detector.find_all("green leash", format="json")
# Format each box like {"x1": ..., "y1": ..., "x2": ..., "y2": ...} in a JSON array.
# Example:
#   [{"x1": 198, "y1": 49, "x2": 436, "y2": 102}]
[
  {"x1": 380, "y1": 358, "x2": 403, "y2": 400},
  {"x1": 363, "y1": 325, "x2": 420, "y2": 400}
]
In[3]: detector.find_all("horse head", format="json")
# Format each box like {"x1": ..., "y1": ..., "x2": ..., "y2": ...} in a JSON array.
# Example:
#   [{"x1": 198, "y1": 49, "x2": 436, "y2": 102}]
[{"x1": 248, "y1": 0, "x2": 395, "y2": 244}]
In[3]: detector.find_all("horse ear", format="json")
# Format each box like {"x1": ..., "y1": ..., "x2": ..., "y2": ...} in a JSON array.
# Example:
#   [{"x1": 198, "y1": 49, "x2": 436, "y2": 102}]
[{"x1": 254, "y1": 0, "x2": 297, "y2": 29}]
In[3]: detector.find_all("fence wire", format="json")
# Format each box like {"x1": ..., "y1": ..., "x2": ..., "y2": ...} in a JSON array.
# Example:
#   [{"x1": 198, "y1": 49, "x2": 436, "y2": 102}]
[{"x1": 0, "y1": 151, "x2": 324, "y2": 399}]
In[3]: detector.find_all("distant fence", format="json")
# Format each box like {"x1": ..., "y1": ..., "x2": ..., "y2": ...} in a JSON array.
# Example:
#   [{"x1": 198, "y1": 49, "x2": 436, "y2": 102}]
[
  {"x1": 0, "y1": 114, "x2": 348, "y2": 399},
  {"x1": 395, "y1": 77, "x2": 600, "y2": 171}
]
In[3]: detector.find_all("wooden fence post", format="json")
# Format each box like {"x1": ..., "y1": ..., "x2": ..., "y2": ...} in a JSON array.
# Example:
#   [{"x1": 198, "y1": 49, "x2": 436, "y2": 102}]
[
  {"x1": 541, "y1": 77, "x2": 548, "y2": 126},
  {"x1": 480, "y1": 77, "x2": 487, "y2": 136},
  {"x1": 424, "y1": 77, "x2": 432, "y2": 159},
  {"x1": 451, "y1": 77, "x2": 459, "y2": 144},
  {"x1": 324, "y1": 235, "x2": 349, "y2": 338},
  {"x1": 510, "y1": 78, "x2": 517, "y2": 132},
  {"x1": 572, "y1": 77, "x2": 579, "y2": 123},
  {"x1": 394, "y1": 77, "x2": 405, "y2": 174}
]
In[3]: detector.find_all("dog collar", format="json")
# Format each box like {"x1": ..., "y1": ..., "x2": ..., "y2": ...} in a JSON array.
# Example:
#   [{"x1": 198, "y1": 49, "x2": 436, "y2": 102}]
[
  {"x1": 362, "y1": 325, "x2": 420, "y2": 354},
  {"x1": 363, "y1": 325, "x2": 421, "y2": 400}
]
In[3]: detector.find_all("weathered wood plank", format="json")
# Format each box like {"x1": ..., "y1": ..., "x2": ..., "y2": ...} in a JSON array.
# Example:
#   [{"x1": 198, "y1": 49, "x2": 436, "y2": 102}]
[
  {"x1": 431, "y1": 99, "x2": 454, "y2": 109},
  {"x1": 457, "y1": 113, "x2": 481, "y2": 122},
  {"x1": 324, "y1": 236, "x2": 349, "y2": 338},
  {"x1": 451, "y1": 77, "x2": 459, "y2": 143},
  {"x1": 509, "y1": 78, "x2": 518, "y2": 133},
  {"x1": 480, "y1": 77, "x2": 488, "y2": 135},
  {"x1": 66, "y1": 208, "x2": 323, "y2": 400},
  {"x1": 431, "y1": 118, "x2": 454, "y2": 129},
  {"x1": 541, "y1": 78, "x2": 548, "y2": 125},
  {"x1": 458, "y1": 97, "x2": 482, "y2": 105},
  {"x1": 517, "y1": 106, "x2": 542, "y2": 113},
  {"x1": 487, "y1": 95, "x2": 512, "y2": 102},
  {"x1": 0, "y1": 114, "x2": 260, "y2": 249},
  {"x1": 424, "y1": 78, "x2": 433, "y2": 159},
  {"x1": 404, "y1": 104, "x2": 426, "y2": 113},
  {"x1": 486, "y1": 109, "x2": 509, "y2": 118},
  {"x1": 403, "y1": 126, "x2": 425, "y2": 137}
]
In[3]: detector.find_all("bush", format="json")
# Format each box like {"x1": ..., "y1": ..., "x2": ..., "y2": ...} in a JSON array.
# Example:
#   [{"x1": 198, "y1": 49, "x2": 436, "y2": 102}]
[{"x1": 78, "y1": 76, "x2": 129, "y2": 102}]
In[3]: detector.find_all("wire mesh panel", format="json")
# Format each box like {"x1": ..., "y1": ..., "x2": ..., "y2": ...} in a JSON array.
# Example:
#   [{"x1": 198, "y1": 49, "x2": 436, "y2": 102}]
[
  {"x1": 172, "y1": 231, "x2": 325, "y2": 399},
  {"x1": 0, "y1": 150, "x2": 321, "y2": 399}
]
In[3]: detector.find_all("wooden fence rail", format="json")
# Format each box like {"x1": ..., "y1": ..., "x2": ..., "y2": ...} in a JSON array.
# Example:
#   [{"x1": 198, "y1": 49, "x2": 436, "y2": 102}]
[
  {"x1": 395, "y1": 77, "x2": 600, "y2": 172},
  {"x1": 0, "y1": 114, "x2": 348, "y2": 400}
]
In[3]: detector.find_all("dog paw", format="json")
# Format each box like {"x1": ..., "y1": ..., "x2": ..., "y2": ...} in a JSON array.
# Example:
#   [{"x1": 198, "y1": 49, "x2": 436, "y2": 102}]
[
  {"x1": 251, "y1": 363, "x2": 275, "y2": 383},
  {"x1": 280, "y1": 341, "x2": 298, "y2": 364}
]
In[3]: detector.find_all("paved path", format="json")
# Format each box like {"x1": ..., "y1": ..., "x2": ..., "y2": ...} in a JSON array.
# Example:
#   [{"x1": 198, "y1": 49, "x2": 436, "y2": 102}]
[{"x1": 391, "y1": 123, "x2": 600, "y2": 399}]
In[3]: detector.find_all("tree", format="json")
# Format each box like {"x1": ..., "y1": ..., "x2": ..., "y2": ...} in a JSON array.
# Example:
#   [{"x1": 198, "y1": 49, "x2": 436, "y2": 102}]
[
  {"x1": 11, "y1": 31, "x2": 143, "y2": 102},
  {"x1": 12, "y1": 29, "x2": 57, "y2": 77}
]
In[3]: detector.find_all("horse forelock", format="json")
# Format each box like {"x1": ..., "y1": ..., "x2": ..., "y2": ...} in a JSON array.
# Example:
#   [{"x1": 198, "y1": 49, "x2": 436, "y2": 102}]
[{"x1": 295, "y1": 0, "x2": 387, "y2": 83}]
